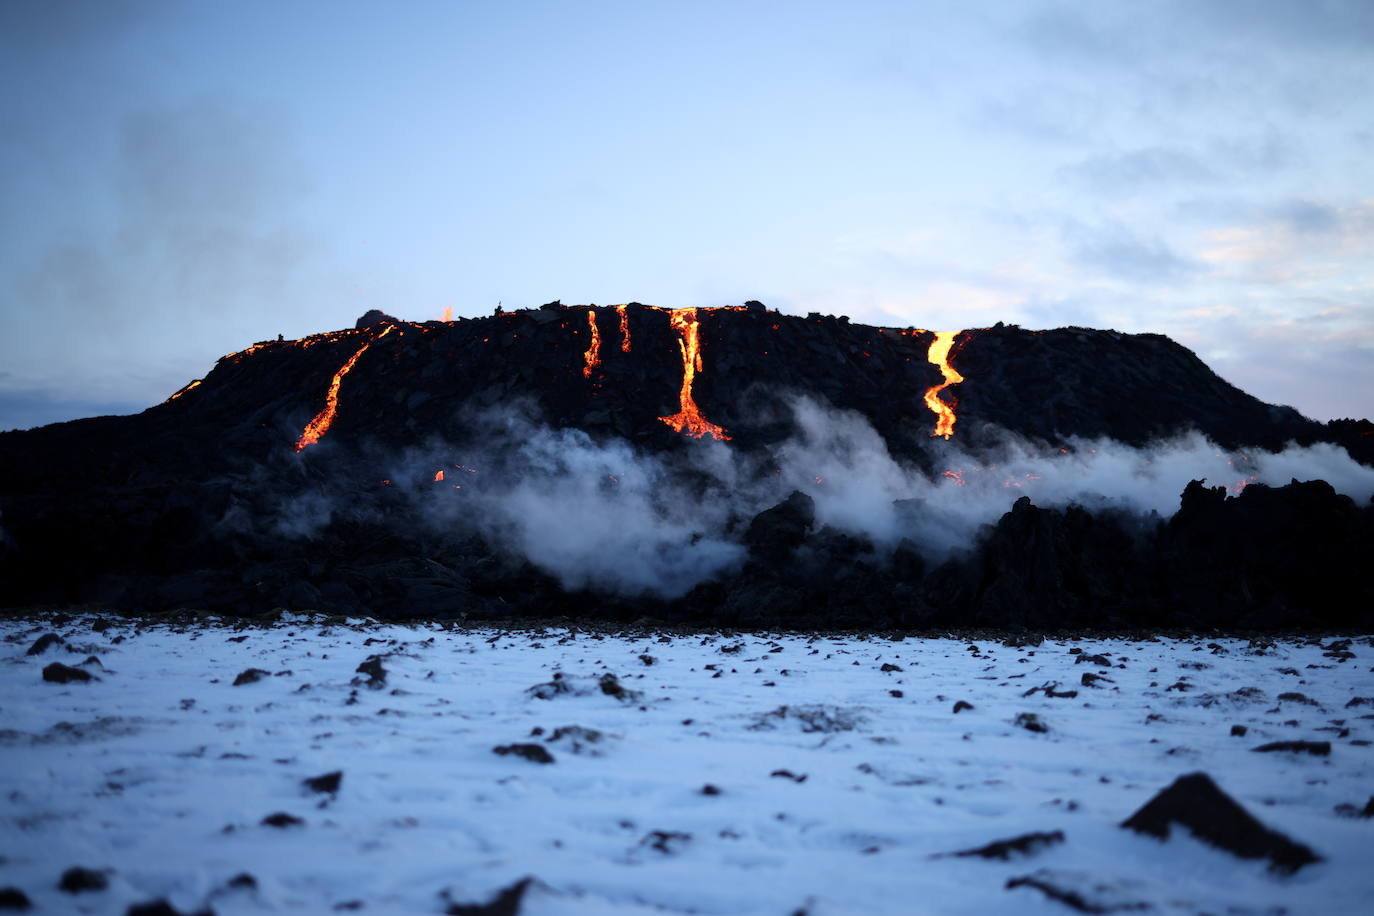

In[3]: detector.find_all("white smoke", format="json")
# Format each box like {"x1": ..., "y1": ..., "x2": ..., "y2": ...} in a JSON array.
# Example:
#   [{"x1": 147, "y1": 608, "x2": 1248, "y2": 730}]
[{"x1": 339, "y1": 397, "x2": 1374, "y2": 600}]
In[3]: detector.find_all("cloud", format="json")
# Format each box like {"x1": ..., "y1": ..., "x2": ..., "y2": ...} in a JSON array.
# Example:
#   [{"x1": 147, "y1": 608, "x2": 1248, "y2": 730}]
[
  {"x1": 1, "y1": 96, "x2": 315, "y2": 425},
  {"x1": 1063, "y1": 220, "x2": 1199, "y2": 285}
]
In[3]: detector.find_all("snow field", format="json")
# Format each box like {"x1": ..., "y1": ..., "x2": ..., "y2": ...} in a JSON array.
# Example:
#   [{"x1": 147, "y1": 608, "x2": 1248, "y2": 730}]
[{"x1": 1, "y1": 615, "x2": 1370, "y2": 915}]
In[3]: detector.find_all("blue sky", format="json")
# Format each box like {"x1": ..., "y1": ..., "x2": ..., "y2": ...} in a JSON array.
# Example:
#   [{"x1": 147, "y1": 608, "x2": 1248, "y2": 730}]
[{"x1": 2, "y1": 0, "x2": 1371, "y2": 429}]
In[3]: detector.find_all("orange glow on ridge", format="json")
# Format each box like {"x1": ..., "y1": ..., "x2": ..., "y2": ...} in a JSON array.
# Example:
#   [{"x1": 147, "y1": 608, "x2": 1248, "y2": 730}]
[
  {"x1": 166, "y1": 379, "x2": 202, "y2": 402},
  {"x1": 658, "y1": 308, "x2": 730, "y2": 440}
]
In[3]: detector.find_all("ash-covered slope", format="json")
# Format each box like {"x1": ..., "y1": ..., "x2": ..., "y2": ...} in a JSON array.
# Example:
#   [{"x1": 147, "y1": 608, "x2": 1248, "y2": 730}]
[{"x1": 0, "y1": 301, "x2": 1370, "y2": 628}]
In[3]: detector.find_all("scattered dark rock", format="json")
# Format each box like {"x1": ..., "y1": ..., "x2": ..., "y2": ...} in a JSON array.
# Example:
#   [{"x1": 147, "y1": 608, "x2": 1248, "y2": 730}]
[
  {"x1": 598, "y1": 673, "x2": 641, "y2": 702},
  {"x1": 232, "y1": 668, "x2": 270, "y2": 686},
  {"x1": 1005, "y1": 870, "x2": 1148, "y2": 914},
  {"x1": 260, "y1": 812, "x2": 304, "y2": 828},
  {"x1": 752, "y1": 704, "x2": 864, "y2": 733},
  {"x1": 1230, "y1": 725, "x2": 1248, "y2": 737},
  {"x1": 1076, "y1": 654, "x2": 1112, "y2": 666},
  {"x1": 26, "y1": 633, "x2": 63, "y2": 656},
  {"x1": 493, "y1": 743, "x2": 555, "y2": 764},
  {"x1": 445, "y1": 877, "x2": 532, "y2": 916},
  {"x1": 42, "y1": 662, "x2": 93, "y2": 684},
  {"x1": 125, "y1": 901, "x2": 215, "y2": 916},
  {"x1": 526, "y1": 675, "x2": 574, "y2": 700},
  {"x1": 58, "y1": 866, "x2": 109, "y2": 893},
  {"x1": 1277, "y1": 691, "x2": 1317, "y2": 705},
  {"x1": 638, "y1": 654, "x2": 656, "y2": 665},
  {"x1": 354, "y1": 656, "x2": 386, "y2": 688},
  {"x1": 303, "y1": 770, "x2": 343, "y2": 794},
  {"x1": 1346, "y1": 697, "x2": 1373, "y2": 708},
  {"x1": 771, "y1": 769, "x2": 808, "y2": 783},
  {"x1": 1120, "y1": 771, "x2": 1321, "y2": 873},
  {"x1": 1013, "y1": 712, "x2": 1048, "y2": 733},
  {"x1": 1252, "y1": 740, "x2": 1331, "y2": 756},
  {"x1": 1333, "y1": 797, "x2": 1374, "y2": 819},
  {"x1": 880, "y1": 663, "x2": 903, "y2": 672},
  {"x1": 225, "y1": 874, "x2": 257, "y2": 890},
  {"x1": 953, "y1": 701, "x2": 974, "y2": 714},
  {"x1": 701, "y1": 784, "x2": 722, "y2": 796},
  {"x1": 1080, "y1": 672, "x2": 1112, "y2": 688},
  {"x1": 0, "y1": 888, "x2": 30, "y2": 911},
  {"x1": 545, "y1": 725, "x2": 605, "y2": 755},
  {"x1": 641, "y1": 830, "x2": 691, "y2": 854},
  {"x1": 944, "y1": 830, "x2": 1065, "y2": 860}
]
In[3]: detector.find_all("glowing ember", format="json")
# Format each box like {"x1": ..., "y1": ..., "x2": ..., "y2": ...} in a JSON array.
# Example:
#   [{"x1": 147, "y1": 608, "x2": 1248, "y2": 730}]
[
  {"x1": 658, "y1": 308, "x2": 730, "y2": 440},
  {"x1": 294, "y1": 325, "x2": 394, "y2": 453},
  {"x1": 582, "y1": 309, "x2": 603, "y2": 378},
  {"x1": 924, "y1": 331, "x2": 964, "y2": 439},
  {"x1": 616, "y1": 304, "x2": 631, "y2": 352},
  {"x1": 434, "y1": 469, "x2": 444, "y2": 482},
  {"x1": 166, "y1": 379, "x2": 202, "y2": 402},
  {"x1": 942, "y1": 469, "x2": 966, "y2": 486}
]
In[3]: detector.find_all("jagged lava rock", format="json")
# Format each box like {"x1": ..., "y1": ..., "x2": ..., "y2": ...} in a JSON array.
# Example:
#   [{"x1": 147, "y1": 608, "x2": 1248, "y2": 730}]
[{"x1": 1121, "y1": 771, "x2": 1320, "y2": 873}]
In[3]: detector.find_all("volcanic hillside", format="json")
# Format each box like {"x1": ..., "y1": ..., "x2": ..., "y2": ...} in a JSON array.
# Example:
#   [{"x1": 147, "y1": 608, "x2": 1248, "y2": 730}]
[{"x1": 1, "y1": 301, "x2": 1371, "y2": 629}]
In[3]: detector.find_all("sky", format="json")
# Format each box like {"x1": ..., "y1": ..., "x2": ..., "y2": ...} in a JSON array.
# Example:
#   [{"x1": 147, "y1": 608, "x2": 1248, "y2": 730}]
[{"x1": 1, "y1": 0, "x2": 1371, "y2": 430}]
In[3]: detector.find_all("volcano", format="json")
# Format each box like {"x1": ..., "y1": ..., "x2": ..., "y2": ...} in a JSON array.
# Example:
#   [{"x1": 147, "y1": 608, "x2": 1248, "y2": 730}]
[{"x1": 1, "y1": 301, "x2": 1371, "y2": 629}]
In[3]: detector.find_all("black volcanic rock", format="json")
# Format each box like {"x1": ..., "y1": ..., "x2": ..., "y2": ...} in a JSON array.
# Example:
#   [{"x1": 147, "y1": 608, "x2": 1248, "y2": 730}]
[
  {"x1": 43, "y1": 662, "x2": 93, "y2": 684},
  {"x1": 744, "y1": 491, "x2": 815, "y2": 563},
  {"x1": 1121, "y1": 771, "x2": 1320, "y2": 873},
  {"x1": 355, "y1": 309, "x2": 398, "y2": 329}
]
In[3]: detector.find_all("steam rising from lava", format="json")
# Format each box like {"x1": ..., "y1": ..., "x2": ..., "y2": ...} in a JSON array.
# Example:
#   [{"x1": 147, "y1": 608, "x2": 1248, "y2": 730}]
[{"x1": 356, "y1": 399, "x2": 1374, "y2": 599}]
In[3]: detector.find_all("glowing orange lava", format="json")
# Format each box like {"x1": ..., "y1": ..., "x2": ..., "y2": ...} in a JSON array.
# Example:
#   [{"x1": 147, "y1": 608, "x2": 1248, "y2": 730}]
[
  {"x1": 658, "y1": 308, "x2": 730, "y2": 440},
  {"x1": 294, "y1": 325, "x2": 394, "y2": 452},
  {"x1": 616, "y1": 304, "x2": 631, "y2": 352},
  {"x1": 582, "y1": 309, "x2": 602, "y2": 378},
  {"x1": 166, "y1": 379, "x2": 202, "y2": 402},
  {"x1": 924, "y1": 331, "x2": 964, "y2": 439}
]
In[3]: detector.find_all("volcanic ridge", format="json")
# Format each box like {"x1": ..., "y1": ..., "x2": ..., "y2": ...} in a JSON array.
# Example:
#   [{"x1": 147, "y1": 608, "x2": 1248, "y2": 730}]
[{"x1": 1, "y1": 301, "x2": 1371, "y2": 629}]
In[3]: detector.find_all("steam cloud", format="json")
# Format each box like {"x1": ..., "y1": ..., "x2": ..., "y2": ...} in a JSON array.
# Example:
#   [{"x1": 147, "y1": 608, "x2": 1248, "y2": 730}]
[{"x1": 299, "y1": 398, "x2": 1374, "y2": 600}]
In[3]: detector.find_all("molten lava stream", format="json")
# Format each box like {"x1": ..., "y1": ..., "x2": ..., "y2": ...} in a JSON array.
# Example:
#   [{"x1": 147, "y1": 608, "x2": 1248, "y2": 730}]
[
  {"x1": 924, "y1": 331, "x2": 964, "y2": 439},
  {"x1": 616, "y1": 304, "x2": 632, "y2": 352},
  {"x1": 582, "y1": 309, "x2": 603, "y2": 378},
  {"x1": 294, "y1": 325, "x2": 394, "y2": 452},
  {"x1": 658, "y1": 308, "x2": 730, "y2": 440}
]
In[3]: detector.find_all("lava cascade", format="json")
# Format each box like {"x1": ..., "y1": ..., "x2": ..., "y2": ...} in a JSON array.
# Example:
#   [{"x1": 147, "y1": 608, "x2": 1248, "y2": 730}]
[
  {"x1": 924, "y1": 331, "x2": 964, "y2": 439},
  {"x1": 658, "y1": 308, "x2": 730, "y2": 440},
  {"x1": 294, "y1": 325, "x2": 394, "y2": 452},
  {"x1": 582, "y1": 309, "x2": 603, "y2": 378},
  {"x1": 616, "y1": 305, "x2": 632, "y2": 352}
]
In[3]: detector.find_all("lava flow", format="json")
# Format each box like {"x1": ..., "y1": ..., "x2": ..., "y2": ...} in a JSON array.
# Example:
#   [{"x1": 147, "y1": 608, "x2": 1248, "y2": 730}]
[
  {"x1": 659, "y1": 308, "x2": 730, "y2": 440},
  {"x1": 616, "y1": 304, "x2": 632, "y2": 352},
  {"x1": 924, "y1": 331, "x2": 964, "y2": 439},
  {"x1": 294, "y1": 325, "x2": 394, "y2": 452},
  {"x1": 582, "y1": 309, "x2": 603, "y2": 378}
]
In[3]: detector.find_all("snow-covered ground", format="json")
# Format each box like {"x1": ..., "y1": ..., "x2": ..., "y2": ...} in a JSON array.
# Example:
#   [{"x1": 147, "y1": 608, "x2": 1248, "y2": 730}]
[{"x1": 1, "y1": 614, "x2": 1370, "y2": 915}]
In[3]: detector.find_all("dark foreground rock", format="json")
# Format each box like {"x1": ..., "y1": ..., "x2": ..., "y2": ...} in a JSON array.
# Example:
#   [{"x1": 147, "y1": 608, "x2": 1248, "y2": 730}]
[
  {"x1": 1121, "y1": 772, "x2": 1320, "y2": 873},
  {"x1": 58, "y1": 866, "x2": 109, "y2": 893},
  {"x1": 1005, "y1": 870, "x2": 1151, "y2": 913},
  {"x1": 445, "y1": 877, "x2": 532, "y2": 915},
  {"x1": 42, "y1": 662, "x2": 93, "y2": 684},
  {"x1": 303, "y1": 771, "x2": 343, "y2": 794},
  {"x1": 944, "y1": 830, "x2": 1065, "y2": 860},
  {"x1": 0, "y1": 887, "x2": 31, "y2": 911},
  {"x1": 1252, "y1": 740, "x2": 1331, "y2": 756}
]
